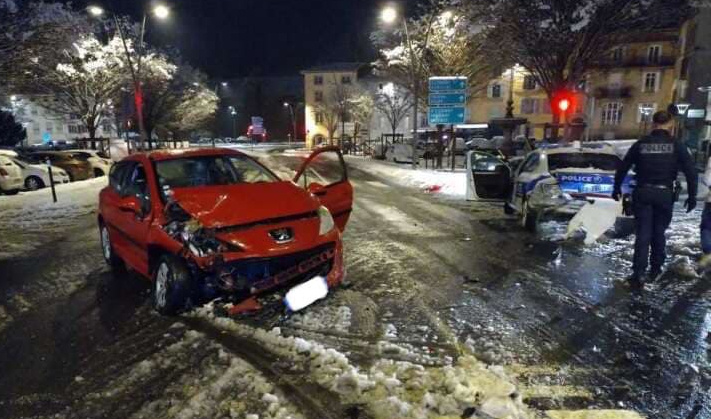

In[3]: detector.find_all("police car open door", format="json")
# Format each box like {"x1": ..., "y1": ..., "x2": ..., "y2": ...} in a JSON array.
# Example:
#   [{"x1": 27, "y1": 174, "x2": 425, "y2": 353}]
[{"x1": 466, "y1": 151, "x2": 511, "y2": 200}]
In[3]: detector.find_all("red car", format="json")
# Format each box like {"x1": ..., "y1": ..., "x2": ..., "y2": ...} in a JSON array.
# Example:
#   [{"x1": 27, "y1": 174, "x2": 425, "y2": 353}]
[{"x1": 98, "y1": 147, "x2": 353, "y2": 315}]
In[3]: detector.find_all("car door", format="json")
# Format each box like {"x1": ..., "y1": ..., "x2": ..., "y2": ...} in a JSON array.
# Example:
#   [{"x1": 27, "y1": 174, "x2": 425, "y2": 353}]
[
  {"x1": 467, "y1": 151, "x2": 511, "y2": 200},
  {"x1": 293, "y1": 146, "x2": 353, "y2": 231},
  {"x1": 103, "y1": 161, "x2": 135, "y2": 261},
  {"x1": 514, "y1": 153, "x2": 542, "y2": 208},
  {"x1": 115, "y1": 162, "x2": 154, "y2": 276}
]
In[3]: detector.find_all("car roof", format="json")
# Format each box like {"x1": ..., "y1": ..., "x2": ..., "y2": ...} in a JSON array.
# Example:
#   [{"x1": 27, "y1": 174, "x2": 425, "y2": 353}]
[
  {"x1": 132, "y1": 147, "x2": 247, "y2": 162},
  {"x1": 535, "y1": 144, "x2": 618, "y2": 156}
]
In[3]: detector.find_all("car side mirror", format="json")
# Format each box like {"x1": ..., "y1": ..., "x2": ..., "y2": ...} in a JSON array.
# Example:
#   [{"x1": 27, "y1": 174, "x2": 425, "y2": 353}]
[
  {"x1": 308, "y1": 182, "x2": 327, "y2": 196},
  {"x1": 119, "y1": 196, "x2": 142, "y2": 215}
]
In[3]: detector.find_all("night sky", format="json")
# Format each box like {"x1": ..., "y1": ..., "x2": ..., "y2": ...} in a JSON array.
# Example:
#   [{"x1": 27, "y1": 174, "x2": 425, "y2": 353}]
[{"x1": 76, "y1": 0, "x2": 398, "y2": 78}]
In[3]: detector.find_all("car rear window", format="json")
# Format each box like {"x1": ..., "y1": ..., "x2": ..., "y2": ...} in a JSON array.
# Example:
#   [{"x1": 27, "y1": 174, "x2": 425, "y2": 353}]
[
  {"x1": 155, "y1": 155, "x2": 278, "y2": 196},
  {"x1": 547, "y1": 153, "x2": 620, "y2": 172}
]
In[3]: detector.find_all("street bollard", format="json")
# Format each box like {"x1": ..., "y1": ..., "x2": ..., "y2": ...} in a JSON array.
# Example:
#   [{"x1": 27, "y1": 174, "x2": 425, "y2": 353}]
[{"x1": 46, "y1": 158, "x2": 57, "y2": 203}]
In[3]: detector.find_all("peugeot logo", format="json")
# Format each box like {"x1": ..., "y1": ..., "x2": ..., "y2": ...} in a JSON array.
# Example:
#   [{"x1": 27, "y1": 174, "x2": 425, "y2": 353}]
[{"x1": 269, "y1": 227, "x2": 294, "y2": 244}]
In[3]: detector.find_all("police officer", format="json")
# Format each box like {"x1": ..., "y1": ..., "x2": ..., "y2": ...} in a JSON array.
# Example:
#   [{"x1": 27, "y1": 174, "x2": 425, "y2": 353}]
[{"x1": 613, "y1": 110, "x2": 698, "y2": 287}]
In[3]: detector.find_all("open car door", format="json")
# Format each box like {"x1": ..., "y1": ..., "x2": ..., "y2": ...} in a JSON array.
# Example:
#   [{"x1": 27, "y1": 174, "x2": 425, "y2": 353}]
[
  {"x1": 293, "y1": 146, "x2": 353, "y2": 231},
  {"x1": 466, "y1": 151, "x2": 511, "y2": 200}
]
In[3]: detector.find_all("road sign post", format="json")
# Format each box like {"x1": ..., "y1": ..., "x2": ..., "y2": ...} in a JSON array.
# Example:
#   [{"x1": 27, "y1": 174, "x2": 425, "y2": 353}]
[{"x1": 428, "y1": 77, "x2": 467, "y2": 160}]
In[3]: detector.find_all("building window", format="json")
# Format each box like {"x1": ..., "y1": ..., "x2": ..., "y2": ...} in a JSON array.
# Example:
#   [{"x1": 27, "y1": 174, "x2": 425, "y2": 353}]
[
  {"x1": 520, "y1": 98, "x2": 538, "y2": 114},
  {"x1": 637, "y1": 103, "x2": 657, "y2": 123},
  {"x1": 647, "y1": 45, "x2": 661, "y2": 64},
  {"x1": 523, "y1": 75, "x2": 536, "y2": 90},
  {"x1": 643, "y1": 72, "x2": 658, "y2": 93},
  {"x1": 314, "y1": 75, "x2": 323, "y2": 85},
  {"x1": 601, "y1": 102, "x2": 624, "y2": 125},
  {"x1": 315, "y1": 112, "x2": 324, "y2": 124},
  {"x1": 46, "y1": 122, "x2": 54, "y2": 133},
  {"x1": 341, "y1": 75, "x2": 352, "y2": 84},
  {"x1": 314, "y1": 91, "x2": 323, "y2": 102},
  {"x1": 69, "y1": 125, "x2": 79, "y2": 134},
  {"x1": 490, "y1": 83, "x2": 502, "y2": 98},
  {"x1": 611, "y1": 47, "x2": 624, "y2": 63}
]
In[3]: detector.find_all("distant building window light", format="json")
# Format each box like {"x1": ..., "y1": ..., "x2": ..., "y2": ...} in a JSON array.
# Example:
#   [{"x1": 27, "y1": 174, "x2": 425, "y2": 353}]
[{"x1": 314, "y1": 75, "x2": 324, "y2": 85}]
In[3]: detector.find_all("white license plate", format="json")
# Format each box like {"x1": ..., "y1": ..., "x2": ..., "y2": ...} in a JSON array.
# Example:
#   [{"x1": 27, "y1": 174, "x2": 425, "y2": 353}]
[
  {"x1": 284, "y1": 276, "x2": 328, "y2": 312},
  {"x1": 582, "y1": 184, "x2": 613, "y2": 193}
]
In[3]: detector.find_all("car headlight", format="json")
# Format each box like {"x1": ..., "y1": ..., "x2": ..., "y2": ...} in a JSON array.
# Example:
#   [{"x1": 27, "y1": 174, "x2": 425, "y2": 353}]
[
  {"x1": 318, "y1": 206, "x2": 335, "y2": 235},
  {"x1": 539, "y1": 182, "x2": 562, "y2": 198}
]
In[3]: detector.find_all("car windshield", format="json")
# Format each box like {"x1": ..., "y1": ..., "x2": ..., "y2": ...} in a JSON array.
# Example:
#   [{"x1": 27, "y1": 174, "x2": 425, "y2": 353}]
[
  {"x1": 547, "y1": 153, "x2": 620, "y2": 172},
  {"x1": 155, "y1": 155, "x2": 279, "y2": 195}
]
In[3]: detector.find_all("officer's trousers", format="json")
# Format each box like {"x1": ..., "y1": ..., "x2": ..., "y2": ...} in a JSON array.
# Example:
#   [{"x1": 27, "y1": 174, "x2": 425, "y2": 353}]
[{"x1": 632, "y1": 186, "x2": 674, "y2": 276}]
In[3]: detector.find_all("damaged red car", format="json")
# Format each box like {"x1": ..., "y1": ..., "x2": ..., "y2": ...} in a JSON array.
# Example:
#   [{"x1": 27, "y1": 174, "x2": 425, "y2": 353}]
[{"x1": 98, "y1": 147, "x2": 353, "y2": 315}]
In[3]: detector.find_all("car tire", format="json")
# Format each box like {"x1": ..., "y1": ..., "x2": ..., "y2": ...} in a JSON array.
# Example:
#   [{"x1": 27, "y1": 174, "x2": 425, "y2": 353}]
[
  {"x1": 521, "y1": 199, "x2": 538, "y2": 232},
  {"x1": 4, "y1": 189, "x2": 19, "y2": 196},
  {"x1": 94, "y1": 168, "x2": 105, "y2": 177},
  {"x1": 25, "y1": 176, "x2": 45, "y2": 191},
  {"x1": 152, "y1": 254, "x2": 194, "y2": 316},
  {"x1": 100, "y1": 222, "x2": 123, "y2": 269},
  {"x1": 503, "y1": 201, "x2": 515, "y2": 215},
  {"x1": 66, "y1": 172, "x2": 75, "y2": 182}
]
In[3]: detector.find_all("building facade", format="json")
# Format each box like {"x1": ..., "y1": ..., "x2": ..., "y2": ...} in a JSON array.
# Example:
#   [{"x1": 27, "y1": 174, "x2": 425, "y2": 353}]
[
  {"x1": 6, "y1": 95, "x2": 117, "y2": 146},
  {"x1": 469, "y1": 28, "x2": 683, "y2": 141},
  {"x1": 302, "y1": 63, "x2": 415, "y2": 149}
]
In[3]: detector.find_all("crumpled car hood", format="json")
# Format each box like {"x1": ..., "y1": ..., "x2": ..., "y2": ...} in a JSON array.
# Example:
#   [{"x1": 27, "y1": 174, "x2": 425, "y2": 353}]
[{"x1": 170, "y1": 181, "x2": 319, "y2": 229}]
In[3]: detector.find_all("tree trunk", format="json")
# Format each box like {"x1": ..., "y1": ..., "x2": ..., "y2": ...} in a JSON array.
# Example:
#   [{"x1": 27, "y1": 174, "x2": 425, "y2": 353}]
[
  {"x1": 87, "y1": 120, "x2": 97, "y2": 150},
  {"x1": 550, "y1": 112, "x2": 561, "y2": 142}
]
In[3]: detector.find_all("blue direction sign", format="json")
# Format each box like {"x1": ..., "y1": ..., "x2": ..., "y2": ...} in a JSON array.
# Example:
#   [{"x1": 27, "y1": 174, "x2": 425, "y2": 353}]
[
  {"x1": 429, "y1": 92, "x2": 466, "y2": 106},
  {"x1": 429, "y1": 77, "x2": 467, "y2": 92},
  {"x1": 429, "y1": 107, "x2": 466, "y2": 125}
]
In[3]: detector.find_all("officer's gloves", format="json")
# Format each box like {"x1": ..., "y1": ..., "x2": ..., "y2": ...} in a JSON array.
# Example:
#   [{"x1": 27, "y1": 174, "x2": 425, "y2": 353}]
[
  {"x1": 685, "y1": 198, "x2": 697, "y2": 213},
  {"x1": 611, "y1": 188, "x2": 622, "y2": 201}
]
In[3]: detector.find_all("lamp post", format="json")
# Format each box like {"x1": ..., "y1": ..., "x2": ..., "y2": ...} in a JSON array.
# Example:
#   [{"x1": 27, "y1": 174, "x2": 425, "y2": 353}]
[
  {"x1": 284, "y1": 102, "x2": 297, "y2": 144},
  {"x1": 381, "y1": 6, "x2": 419, "y2": 169},
  {"x1": 675, "y1": 102, "x2": 691, "y2": 142},
  {"x1": 230, "y1": 108, "x2": 237, "y2": 139},
  {"x1": 698, "y1": 86, "x2": 711, "y2": 163},
  {"x1": 88, "y1": 3, "x2": 170, "y2": 151}
]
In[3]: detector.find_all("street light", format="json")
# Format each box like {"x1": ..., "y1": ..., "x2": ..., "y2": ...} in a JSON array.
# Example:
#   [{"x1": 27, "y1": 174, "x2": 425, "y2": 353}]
[
  {"x1": 284, "y1": 102, "x2": 297, "y2": 144},
  {"x1": 230, "y1": 109, "x2": 237, "y2": 139},
  {"x1": 381, "y1": 7, "x2": 397, "y2": 24},
  {"x1": 87, "y1": 3, "x2": 171, "y2": 151}
]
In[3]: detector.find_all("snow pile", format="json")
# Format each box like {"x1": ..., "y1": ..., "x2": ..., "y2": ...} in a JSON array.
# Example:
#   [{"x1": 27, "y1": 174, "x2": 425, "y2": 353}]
[
  {"x1": 194, "y1": 306, "x2": 534, "y2": 419},
  {"x1": 286, "y1": 305, "x2": 352, "y2": 334},
  {"x1": 0, "y1": 177, "x2": 106, "y2": 259},
  {"x1": 345, "y1": 156, "x2": 467, "y2": 199}
]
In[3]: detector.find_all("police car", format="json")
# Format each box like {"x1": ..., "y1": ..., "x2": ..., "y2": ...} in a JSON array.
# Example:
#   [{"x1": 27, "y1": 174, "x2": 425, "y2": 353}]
[{"x1": 466, "y1": 143, "x2": 634, "y2": 231}]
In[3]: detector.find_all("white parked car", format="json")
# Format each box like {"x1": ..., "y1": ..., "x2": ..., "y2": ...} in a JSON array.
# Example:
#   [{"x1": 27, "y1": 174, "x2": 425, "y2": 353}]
[
  {"x1": 11, "y1": 158, "x2": 70, "y2": 190},
  {"x1": 0, "y1": 155, "x2": 23, "y2": 195},
  {"x1": 66, "y1": 150, "x2": 113, "y2": 177},
  {"x1": 385, "y1": 143, "x2": 415, "y2": 164}
]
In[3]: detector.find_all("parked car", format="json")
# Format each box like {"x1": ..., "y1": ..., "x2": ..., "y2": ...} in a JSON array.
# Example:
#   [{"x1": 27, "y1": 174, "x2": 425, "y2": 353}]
[
  {"x1": 98, "y1": 146, "x2": 353, "y2": 315},
  {"x1": 29, "y1": 151, "x2": 94, "y2": 181},
  {"x1": 66, "y1": 150, "x2": 113, "y2": 177},
  {"x1": 11, "y1": 158, "x2": 71, "y2": 190},
  {"x1": 385, "y1": 143, "x2": 416, "y2": 164},
  {"x1": 0, "y1": 155, "x2": 23, "y2": 195},
  {"x1": 467, "y1": 143, "x2": 635, "y2": 231}
]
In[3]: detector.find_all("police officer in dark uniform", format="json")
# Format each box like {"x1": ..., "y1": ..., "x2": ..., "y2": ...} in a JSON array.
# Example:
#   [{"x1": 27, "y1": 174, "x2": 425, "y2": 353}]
[{"x1": 613, "y1": 110, "x2": 698, "y2": 287}]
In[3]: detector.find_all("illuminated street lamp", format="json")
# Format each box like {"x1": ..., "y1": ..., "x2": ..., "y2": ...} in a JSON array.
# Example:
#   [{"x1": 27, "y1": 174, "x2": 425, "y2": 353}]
[
  {"x1": 87, "y1": 3, "x2": 171, "y2": 151},
  {"x1": 283, "y1": 102, "x2": 297, "y2": 144}
]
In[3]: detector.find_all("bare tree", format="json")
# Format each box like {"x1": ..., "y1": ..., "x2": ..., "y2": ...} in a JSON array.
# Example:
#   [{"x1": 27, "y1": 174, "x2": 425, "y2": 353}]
[
  {"x1": 374, "y1": 84, "x2": 413, "y2": 137},
  {"x1": 478, "y1": 0, "x2": 694, "y2": 137}
]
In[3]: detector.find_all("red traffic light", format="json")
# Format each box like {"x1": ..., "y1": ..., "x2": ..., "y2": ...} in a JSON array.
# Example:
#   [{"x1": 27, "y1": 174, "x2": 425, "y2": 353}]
[
  {"x1": 558, "y1": 98, "x2": 570, "y2": 112},
  {"x1": 552, "y1": 90, "x2": 575, "y2": 115}
]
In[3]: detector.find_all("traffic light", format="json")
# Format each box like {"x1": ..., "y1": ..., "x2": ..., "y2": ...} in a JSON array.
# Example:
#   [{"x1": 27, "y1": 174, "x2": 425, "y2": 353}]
[{"x1": 552, "y1": 91, "x2": 575, "y2": 116}]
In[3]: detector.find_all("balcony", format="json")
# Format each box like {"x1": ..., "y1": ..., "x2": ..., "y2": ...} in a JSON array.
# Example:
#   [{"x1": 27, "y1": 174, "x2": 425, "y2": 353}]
[
  {"x1": 592, "y1": 86, "x2": 633, "y2": 99},
  {"x1": 592, "y1": 55, "x2": 676, "y2": 68}
]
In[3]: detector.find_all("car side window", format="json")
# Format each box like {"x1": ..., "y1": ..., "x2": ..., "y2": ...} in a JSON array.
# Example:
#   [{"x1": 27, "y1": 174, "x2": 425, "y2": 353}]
[
  {"x1": 109, "y1": 162, "x2": 132, "y2": 195},
  {"x1": 519, "y1": 153, "x2": 540, "y2": 173},
  {"x1": 123, "y1": 164, "x2": 152, "y2": 214}
]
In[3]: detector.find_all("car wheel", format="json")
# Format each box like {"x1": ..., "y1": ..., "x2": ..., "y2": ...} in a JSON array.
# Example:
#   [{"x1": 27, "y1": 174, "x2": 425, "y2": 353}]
[
  {"x1": 66, "y1": 172, "x2": 75, "y2": 182},
  {"x1": 503, "y1": 201, "x2": 515, "y2": 215},
  {"x1": 4, "y1": 189, "x2": 19, "y2": 196},
  {"x1": 25, "y1": 176, "x2": 45, "y2": 191},
  {"x1": 521, "y1": 199, "x2": 538, "y2": 232},
  {"x1": 100, "y1": 222, "x2": 123, "y2": 269},
  {"x1": 94, "y1": 168, "x2": 105, "y2": 177},
  {"x1": 153, "y1": 254, "x2": 194, "y2": 316}
]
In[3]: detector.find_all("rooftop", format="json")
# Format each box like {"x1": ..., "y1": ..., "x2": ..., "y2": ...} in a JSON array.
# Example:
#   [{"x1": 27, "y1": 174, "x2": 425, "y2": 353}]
[{"x1": 301, "y1": 62, "x2": 366, "y2": 74}]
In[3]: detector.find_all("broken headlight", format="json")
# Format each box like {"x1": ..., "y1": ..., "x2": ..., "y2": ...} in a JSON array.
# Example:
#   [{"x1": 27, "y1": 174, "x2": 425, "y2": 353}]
[
  {"x1": 539, "y1": 182, "x2": 563, "y2": 200},
  {"x1": 318, "y1": 206, "x2": 335, "y2": 235},
  {"x1": 163, "y1": 200, "x2": 238, "y2": 257}
]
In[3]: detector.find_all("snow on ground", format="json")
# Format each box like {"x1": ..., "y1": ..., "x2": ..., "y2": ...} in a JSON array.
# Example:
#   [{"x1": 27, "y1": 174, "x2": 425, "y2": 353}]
[
  {"x1": 194, "y1": 305, "x2": 535, "y2": 419},
  {"x1": 0, "y1": 177, "x2": 106, "y2": 259},
  {"x1": 345, "y1": 156, "x2": 467, "y2": 199}
]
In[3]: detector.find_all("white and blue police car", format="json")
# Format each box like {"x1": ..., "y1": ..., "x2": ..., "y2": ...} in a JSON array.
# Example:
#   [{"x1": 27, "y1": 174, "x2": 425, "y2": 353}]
[{"x1": 466, "y1": 143, "x2": 635, "y2": 231}]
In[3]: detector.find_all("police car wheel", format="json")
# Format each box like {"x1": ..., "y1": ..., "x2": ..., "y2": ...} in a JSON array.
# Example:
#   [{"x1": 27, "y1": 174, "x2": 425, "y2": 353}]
[{"x1": 521, "y1": 200, "x2": 538, "y2": 232}]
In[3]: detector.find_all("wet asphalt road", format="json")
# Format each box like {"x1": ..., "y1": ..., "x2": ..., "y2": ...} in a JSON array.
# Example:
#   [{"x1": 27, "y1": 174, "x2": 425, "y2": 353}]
[{"x1": 0, "y1": 152, "x2": 710, "y2": 418}]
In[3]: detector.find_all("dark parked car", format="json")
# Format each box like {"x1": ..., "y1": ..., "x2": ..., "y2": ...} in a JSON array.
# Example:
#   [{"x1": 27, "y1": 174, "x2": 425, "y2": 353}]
[{"x1": 30, "y1": 151, "x2": 94, "y2": 181}]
